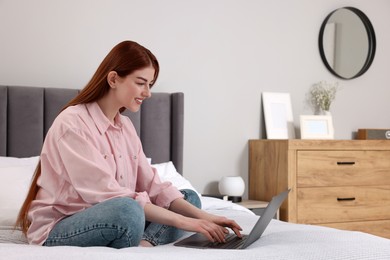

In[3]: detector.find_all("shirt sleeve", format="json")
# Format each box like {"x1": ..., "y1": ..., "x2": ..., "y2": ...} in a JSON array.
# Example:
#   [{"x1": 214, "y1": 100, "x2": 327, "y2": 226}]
[{"x1": 134, "y1": 145, "x2": 184, "y2": 208}]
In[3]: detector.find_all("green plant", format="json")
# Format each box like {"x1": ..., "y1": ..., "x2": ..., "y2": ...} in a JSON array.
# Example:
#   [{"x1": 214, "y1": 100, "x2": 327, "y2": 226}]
[{"x1": 310, "y1": 81, "x2": 339, "y2": 111}]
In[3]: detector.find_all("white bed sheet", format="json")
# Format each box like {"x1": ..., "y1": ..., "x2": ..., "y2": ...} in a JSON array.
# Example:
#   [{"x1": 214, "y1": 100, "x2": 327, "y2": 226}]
[{"x1": 1, "y1": 197, "x2": 390, "y2": 260}]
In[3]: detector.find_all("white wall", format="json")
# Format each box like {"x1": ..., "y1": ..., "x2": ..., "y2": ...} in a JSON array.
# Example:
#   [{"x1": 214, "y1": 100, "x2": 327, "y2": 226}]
[{"x1": 1, "y1": 0, "x2": 390, "y2": 197}]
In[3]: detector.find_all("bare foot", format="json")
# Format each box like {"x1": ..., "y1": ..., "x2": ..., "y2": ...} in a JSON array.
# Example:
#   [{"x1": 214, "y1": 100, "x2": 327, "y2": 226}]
[{"x1": 139, "y1": 240, "x2": 154, "y2": 247}]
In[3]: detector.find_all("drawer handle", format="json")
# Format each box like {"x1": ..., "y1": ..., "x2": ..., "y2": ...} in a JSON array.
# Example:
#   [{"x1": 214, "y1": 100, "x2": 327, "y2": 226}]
[
  {"x1": 337, "y1": 197, "x2": 356, "y2": 201},
  {"x1": 336, "y1": 161, "x2": 355, "y2": 165}
]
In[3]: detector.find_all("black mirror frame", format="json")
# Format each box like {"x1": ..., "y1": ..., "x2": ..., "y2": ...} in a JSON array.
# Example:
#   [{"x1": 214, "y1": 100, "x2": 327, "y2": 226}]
[{"x1": 319, "y1": 7, "x2": 376, "y2": 80}]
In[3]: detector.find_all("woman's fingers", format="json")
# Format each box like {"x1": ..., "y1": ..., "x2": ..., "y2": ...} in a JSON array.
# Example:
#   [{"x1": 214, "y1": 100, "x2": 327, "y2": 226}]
[
  {"x1": 182, "y1": 217, "x2": 241, "y2": 243},
  {"x1": 213, "y1": 217, "x2": 243, "y2": 238},
  {"x1": 231, "y1": 227, "x2": 242, "y2": 238},
  {"x1": 228, "y1": 220, "x2": 243, "y2": 238},
  {"x1": 199, "y1": 221, "x2": 228, "y2": 243}
]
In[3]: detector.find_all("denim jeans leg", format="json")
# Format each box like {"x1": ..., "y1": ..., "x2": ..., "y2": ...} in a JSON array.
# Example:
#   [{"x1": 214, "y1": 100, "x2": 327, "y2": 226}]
[
  {"x1": 142, "y1": 189, "x2": 201, "y2": 246},
  {"x1": 43, "y1": 197, "x2": 145, "y2": 248}
]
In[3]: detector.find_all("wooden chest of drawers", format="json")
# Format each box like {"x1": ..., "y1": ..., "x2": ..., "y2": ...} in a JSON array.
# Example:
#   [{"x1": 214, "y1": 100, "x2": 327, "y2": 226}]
[{"x1": 248, "y1": 140, "x2": 390, "y2": 238}]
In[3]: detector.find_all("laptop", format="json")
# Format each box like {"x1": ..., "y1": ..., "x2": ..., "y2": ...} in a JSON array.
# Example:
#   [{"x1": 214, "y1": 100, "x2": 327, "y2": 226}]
[{"x1": 174, "y1": 189, "x2": 290, "y2": 250}]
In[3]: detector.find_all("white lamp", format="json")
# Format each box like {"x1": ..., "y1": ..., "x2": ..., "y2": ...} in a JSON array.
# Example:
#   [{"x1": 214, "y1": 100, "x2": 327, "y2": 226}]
[{"x1": 218, "y1": 176, "x2": 245, "y2": 202}]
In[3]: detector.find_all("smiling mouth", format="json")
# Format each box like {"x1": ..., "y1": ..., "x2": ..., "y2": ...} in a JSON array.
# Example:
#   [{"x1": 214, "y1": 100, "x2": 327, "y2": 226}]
[{"x1": 135, "y1": 98, "x2": 143, "y2": 104}]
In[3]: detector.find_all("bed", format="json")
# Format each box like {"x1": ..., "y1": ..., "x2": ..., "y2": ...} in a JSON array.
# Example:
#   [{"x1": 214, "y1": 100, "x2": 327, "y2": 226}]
[{"x1": 1, "y1": 85, "x2": 390, "y2": 260}]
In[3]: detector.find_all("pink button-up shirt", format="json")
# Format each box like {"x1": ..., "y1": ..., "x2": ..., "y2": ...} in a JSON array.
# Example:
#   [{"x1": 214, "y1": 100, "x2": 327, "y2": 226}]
[{"x1": 27, "y1": 102, "x2": 183, "y2": 245}]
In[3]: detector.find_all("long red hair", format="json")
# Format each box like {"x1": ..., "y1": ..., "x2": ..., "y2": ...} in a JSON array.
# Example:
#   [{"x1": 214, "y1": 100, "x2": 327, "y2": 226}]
[{"x1": 15, "y1": 40, "x2": 159, "y2": 234}]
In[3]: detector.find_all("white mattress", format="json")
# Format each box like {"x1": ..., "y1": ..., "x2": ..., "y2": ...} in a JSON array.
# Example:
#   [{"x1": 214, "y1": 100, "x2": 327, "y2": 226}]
[{"x1": 1, "y1": 197, "x2": 390, "y2": 260}]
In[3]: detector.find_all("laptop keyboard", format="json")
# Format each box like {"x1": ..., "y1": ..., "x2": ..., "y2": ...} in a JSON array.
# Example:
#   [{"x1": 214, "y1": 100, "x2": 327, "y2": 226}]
[{"x1": 207, "y1": 234, "x2": 246, "y2": 249}]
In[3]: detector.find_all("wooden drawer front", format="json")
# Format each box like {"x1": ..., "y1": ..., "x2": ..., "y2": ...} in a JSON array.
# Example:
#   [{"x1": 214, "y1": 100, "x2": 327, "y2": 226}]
[
  {"x1": 321, "y1": 219, "x2": 390, "y2": 239},
  {"x1": 297, "y1": 186, "x2": 390, "y2": 224},
  {"x1": 297, "y1": 151, "x2": 390, "y2": 187}
]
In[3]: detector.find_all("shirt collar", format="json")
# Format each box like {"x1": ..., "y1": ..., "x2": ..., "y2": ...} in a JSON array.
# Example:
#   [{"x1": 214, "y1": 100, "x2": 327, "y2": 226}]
[{"x1": 86, "y1": 102, "x2": 123, "y2": 134}]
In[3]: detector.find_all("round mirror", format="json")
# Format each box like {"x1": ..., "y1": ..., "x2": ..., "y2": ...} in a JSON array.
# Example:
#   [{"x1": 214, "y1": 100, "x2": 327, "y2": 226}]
[{"x1": 319, "y1": 7, "x2": 376, "y2": 79}]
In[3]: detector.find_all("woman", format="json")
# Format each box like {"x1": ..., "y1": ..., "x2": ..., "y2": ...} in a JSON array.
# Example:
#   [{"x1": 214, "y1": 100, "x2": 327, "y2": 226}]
[{"x1": 16, "y1": 40, "x2": 242, "y2": 248}]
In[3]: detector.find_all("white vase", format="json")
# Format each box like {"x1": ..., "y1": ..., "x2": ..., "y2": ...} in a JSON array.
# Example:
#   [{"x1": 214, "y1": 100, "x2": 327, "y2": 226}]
[
  {"x1": 322, "y1": 110, "x2": 335, "y2": 139},
  {"x1": 218, "y1": 176, "x2": 245, "y2": 196}
]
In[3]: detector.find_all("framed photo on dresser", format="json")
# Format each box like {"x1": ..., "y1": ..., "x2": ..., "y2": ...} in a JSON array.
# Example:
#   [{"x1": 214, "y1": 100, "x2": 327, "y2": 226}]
[
  {"x1": 262, "y1": 92, "x2": 295, "y2": 139},
  {"x1": 300, "y1": 115, "x2": 334, "y2": 139}
]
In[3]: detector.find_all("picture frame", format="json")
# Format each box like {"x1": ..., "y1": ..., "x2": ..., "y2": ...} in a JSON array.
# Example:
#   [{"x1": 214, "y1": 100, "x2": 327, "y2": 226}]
[
  {"x1": 262, "y1": 92, "x2": 295, "y2": 139},
  {"x1": 300, "y1": 115, "x2": 334, "y2": 139}
]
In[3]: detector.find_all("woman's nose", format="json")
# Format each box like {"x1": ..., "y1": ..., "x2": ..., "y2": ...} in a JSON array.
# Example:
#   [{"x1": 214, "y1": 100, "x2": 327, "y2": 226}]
[{"x1": 142, "y1": 86, "x2": 151, "y2": 98}]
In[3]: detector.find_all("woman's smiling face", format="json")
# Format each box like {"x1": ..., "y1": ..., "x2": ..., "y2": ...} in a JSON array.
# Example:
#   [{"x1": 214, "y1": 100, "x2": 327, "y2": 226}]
[{"x1": 113, "y1": 66, "x2": 155, "y2": 112}]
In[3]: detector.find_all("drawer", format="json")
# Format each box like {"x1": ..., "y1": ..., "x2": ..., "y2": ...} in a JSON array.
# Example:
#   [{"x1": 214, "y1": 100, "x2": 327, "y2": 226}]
[
  {"x1": 297, "y1": 151, "x2": 390, "y2": 187},
  {"x1": 321, "y1": 219, "x2": 390, "y2": 239},
  {"x1": 297, "y1": 186, "x2": 390, "y2": 224}
]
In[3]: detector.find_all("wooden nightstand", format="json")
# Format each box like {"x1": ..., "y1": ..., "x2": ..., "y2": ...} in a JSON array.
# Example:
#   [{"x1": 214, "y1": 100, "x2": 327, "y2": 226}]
[
  {"x1": 248, "y1": 139, "x2": 390, "y2": 239},
  {"x1": 236, "y1": 200, "x2": 279, "y2": 219}
]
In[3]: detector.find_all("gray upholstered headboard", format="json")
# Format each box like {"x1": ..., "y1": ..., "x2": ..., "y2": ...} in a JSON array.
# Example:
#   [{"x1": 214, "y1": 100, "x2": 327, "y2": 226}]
[{"x1": 0, "y1": 85, "x2": 184, "y2": 174}]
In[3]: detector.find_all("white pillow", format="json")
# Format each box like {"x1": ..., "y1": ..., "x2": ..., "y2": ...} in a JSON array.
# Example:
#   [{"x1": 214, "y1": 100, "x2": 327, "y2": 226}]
[
  {"x1": 0, "y1": 156, "x2": 40, "y2": 167},
  {"x1": 0, "y1": 156, "x2": 39, "y2": 227},
  {"x1": 151, "y1": 161, "x2": 200, "y2": 196},
  {"x1": 200, "y1": 196, "x2": 254, "y2": 215}
]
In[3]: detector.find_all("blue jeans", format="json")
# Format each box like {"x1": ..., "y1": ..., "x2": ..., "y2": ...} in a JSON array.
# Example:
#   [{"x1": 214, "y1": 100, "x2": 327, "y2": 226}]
[{"x1": 43, "y1": 189, "x2": 201, "y2": 248}]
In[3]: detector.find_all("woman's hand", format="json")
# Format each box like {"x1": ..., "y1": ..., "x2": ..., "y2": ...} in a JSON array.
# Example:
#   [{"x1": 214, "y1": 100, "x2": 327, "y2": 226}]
[
  {"x1": 168, "y1": 198, "x2": 243, "y2": 243},
  {"x1": 144, "y1": 202, "x2": 235, "y2": 243},
  {"x1": 178, "y1": 216, "x2": 232, "y2": 243},
  {"x1": 204, "y1": 214, "x2": 243, "y2": 238}
]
